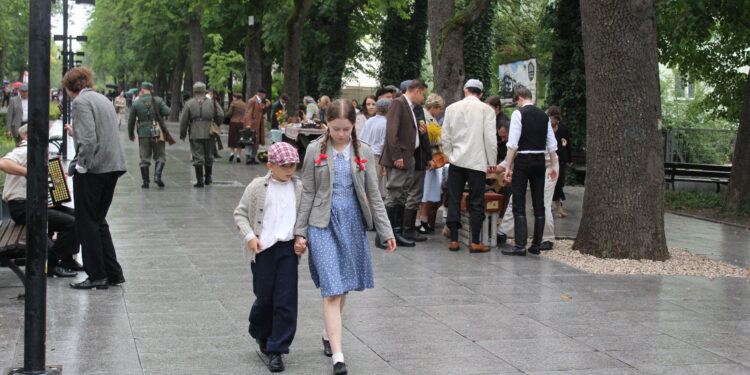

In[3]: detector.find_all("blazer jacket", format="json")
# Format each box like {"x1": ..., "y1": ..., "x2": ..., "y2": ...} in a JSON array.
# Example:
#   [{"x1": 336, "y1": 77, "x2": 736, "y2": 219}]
[
  {"x1": 244, "y1": 96, "x2": 266, "y2": 145},
  {"x1": 69, "y1": 89, "x2": 127, "y2": 175},
  {"x1": 380, "y1": 96, "x2": 417, "y2": 168},
  {"x1": 295, "y1": 138, "x2": 394, "y2": 242},
  {"x1": 6, "y1": 96, "x2": 23, "y2": 136}
]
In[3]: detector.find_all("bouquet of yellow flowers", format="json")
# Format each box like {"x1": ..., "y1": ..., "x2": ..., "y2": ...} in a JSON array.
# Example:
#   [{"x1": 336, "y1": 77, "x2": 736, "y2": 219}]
[
  {"x1": 275, "y1": 109, "x2": 288, "y2": 124},
  {"x1": 426, "y1": 120, "x2": 442, "y2": 146}
]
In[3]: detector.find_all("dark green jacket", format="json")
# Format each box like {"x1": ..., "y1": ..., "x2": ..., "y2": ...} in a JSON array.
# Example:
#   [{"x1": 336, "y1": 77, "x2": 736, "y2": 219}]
[{"x1": 128, "y1": 94, "x2": 170, "y2": 138}]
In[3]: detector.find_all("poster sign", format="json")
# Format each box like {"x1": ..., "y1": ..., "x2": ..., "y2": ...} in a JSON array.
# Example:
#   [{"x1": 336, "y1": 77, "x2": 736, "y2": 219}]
[{"x1": 498, "y1": 58, "x2": 537, "y2": 104}]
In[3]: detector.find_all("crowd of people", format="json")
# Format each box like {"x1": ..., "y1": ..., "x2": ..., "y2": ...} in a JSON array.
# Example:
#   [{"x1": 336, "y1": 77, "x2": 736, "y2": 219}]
[{"x1": 1, "y1": 66, "x2": 575, "y2": 374}]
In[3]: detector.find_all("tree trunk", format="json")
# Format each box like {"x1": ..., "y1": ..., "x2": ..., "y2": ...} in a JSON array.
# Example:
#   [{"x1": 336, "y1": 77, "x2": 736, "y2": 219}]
[
  {"x1": 427, "y1": 0, "x2": 495, "y2": 105},
  {"x1": 573, "y1": 0, "x2": 668, "y2": 260},
  {"x1": 245, "y1": 22, "x2": 263, "y2": 98},
  {"x1": 283, "y1": 0, "x2": 313, "y2": 116},
  {"x1": 169, "y1": 45, "x2": 186, "y2": 121},
  {"x1": 187, "y1": 8, "x2": 206, "y2": 84},
  {"x1": 724, "y1": 72, "x2": 750, "y2": 213}
]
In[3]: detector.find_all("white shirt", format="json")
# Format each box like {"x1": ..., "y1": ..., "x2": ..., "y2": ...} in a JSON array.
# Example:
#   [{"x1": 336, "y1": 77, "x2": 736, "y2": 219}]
[
  {"x1": 359, "y1": 115, "x2": 386, "y2": 155},
  {"x1": 245, "y1": 177, "x2": 296, "y2": 252},
  {"x1": 2, "y1": 141, "x2": 27, "y2": 201},
  {"x1": 403, "y1": 95, "x2": 420, "y2": 149},
  {"x1": 507, "y1": 103, "x2": 558, "y2": 153},
  {"x1": 21, "y1": 99, "x2": 28, "y2": 122},
  {"x1": 441, "y1": 96, "x2": 497, "y2": 172}
]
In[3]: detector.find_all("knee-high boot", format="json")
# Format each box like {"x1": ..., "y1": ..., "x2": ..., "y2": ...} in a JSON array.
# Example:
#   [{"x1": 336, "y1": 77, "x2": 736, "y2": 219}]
[
  {"x1": 154, "y1": 162, "x2": 165, "y2": 187},
  {"x1": 204, "y1": 165, "x2": 213, "y2": 185},
  {"x1": 194, "y1": 166, "x2": 204, "y2": 188},
  {"x1": 502, "y1": 215, "x2": 527, "y2": 256},
  {"x1": 402, "y1": 208, "x2": 427, "y2": 242},
  {"x1": 387, "y1": 206, "x2": 414, "y2": 247},
  {"x1": 140, "y1": 166, "x2": 149, "y2": 189}
]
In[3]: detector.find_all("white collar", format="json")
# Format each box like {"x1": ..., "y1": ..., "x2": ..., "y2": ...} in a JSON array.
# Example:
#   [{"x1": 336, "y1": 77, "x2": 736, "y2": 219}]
[
  {"x1": 404, "y1": 95, "x2": 414, "y2": 108},
  {"x1": 332, "y1": 143, "x2": 351, "y2": 160}
]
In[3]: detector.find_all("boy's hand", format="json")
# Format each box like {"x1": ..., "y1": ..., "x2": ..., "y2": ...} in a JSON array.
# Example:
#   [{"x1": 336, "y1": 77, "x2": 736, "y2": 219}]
[
  {"x1": 247, "y1": 238, "x2": 262, "y2": 254},
  {"x1": 294, "y1": 236, "x2": 307, "y2": 255}
]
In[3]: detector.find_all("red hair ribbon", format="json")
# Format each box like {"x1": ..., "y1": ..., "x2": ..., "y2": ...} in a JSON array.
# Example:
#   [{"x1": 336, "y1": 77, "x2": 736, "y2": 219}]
[
  {"x1": 315, "y1": 153, "x2": 328, "y2": 165},
  {"x1": 354, "y1": 157, "x2": 368, "y2": 171}
]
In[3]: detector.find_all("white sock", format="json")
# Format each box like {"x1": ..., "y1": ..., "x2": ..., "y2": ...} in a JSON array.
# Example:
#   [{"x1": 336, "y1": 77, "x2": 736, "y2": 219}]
[
  {"x1": 322, "y1": 329, "x2": 329, "y2": 341},
  {"x1": 332, "y1": 352, "x2": 344, "y2": 364}
]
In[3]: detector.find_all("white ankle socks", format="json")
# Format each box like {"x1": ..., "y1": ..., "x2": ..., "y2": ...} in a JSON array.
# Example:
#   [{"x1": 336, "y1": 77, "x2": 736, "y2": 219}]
[{"x1": 332, "y1": 352, "x2": 344, "y2": 364}]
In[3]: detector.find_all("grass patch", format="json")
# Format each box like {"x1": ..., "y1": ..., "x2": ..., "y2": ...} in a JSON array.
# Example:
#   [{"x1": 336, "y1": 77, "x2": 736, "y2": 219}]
[{"x1": 664, "y1": 190, "x2": 724, "y2": 210}]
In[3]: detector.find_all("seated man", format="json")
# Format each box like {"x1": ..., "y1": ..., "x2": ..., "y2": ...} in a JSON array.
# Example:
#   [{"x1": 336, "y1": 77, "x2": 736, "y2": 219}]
[{"x1": 0, "y1": 125, "x2": 81, "y2": 277}]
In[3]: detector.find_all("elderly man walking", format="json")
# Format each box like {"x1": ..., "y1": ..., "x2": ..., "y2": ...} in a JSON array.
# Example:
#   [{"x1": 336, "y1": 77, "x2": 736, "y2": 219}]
[
  {"x1": 442, "y1": 79, "x2": 497, "y2": 253},
  {"x1": 6, "y1": 83, "x2": 28, "y2": 143},
  {"x1": 180, "y1": 82, "x2": 224, "y2": 187},
  {"x1": 128, "y1": 82, "x2": 171, "y2": 188}
]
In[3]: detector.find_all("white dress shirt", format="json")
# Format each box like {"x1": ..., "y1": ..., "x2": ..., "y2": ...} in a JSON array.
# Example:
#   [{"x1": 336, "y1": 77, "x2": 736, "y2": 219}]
[
  {"x1": 403, "y1": 95, "x2": 420, "y2": 149},
  {"x1": 359, "y1": 115, "x2": 386, "y2": 155},
  {"x1": 246, "y1": 177, "x2": 296, "y2": 251},
  {"x1": 506, "y1": 103, "x2": 558, "y2": 153},
  {"x1": 21, "y1": 99, "x2": 28, "y2": 122}
]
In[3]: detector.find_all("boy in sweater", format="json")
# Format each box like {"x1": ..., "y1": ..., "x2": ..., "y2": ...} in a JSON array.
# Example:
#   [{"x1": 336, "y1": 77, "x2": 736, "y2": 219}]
[{"x1": 233, "y1": 142, "x2": 305, "y2": 372}]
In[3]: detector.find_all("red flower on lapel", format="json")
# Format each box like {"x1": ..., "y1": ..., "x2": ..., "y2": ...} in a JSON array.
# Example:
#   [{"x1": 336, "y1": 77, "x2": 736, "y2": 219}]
[
  {"x1": 315, "y1": 153, "x2": 328, "y2": 165},
  {"x1": 354, "y1": 157, "x2": 368, "y2": 171}
]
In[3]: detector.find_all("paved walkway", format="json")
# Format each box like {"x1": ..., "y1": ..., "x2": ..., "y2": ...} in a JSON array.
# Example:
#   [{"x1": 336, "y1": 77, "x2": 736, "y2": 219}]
[{"x1": 0, "y1": 123, "x2": 748, "y2": 374}]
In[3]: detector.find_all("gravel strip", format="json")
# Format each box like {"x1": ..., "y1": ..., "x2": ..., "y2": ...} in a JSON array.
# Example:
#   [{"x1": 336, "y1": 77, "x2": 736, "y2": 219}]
[{"x1": 542, "y1": 240, "x2": 750, "y2": 279}]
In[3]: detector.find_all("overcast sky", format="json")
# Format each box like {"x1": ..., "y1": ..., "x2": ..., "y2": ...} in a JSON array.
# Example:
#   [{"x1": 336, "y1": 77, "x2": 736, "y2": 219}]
[{"x1": 51, "y1": 3, "x2": 92, "y2": 51}]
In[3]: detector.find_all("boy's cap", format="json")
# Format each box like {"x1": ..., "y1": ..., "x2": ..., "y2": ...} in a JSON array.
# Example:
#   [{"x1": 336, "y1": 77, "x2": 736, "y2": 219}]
[
  {"x1": 268, "y1": 142, "x2": 299, "y2": 165},
  {"x1": 464, "y1": 79, "x2": 483, "y2": 91},
  {"x1": 376, "y1": 98, "x2": 391, "y2": 112}
]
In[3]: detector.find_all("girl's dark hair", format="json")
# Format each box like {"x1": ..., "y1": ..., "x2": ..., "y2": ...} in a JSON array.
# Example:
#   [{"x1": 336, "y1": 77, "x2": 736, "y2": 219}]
[
  {"x1": 319, "y1": 99, "x2": 363, "y2": 170},
  {"x1": 362, "y1": 95, "x2": 377, "y2": 118},
  {"x1": 486, "y1": 95, "x2": 502, "y2": 110}
]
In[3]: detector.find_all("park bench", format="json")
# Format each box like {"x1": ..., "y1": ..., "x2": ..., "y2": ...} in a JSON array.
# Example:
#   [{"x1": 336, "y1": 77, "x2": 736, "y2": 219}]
[
  {"x1": 664, "y1": 162, "x2": 731, "y2": 193},
  {"x1": 570, "y1": 151, "x2": 586, "y2": 182},
  {"x1": 0, "y1": 219, "x2": 27, "y2": 287}
]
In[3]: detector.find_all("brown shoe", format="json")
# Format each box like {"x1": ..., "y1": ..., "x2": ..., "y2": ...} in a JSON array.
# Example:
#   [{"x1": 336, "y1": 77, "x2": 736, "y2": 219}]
[
  {"x1": 470, "y1": 243, "x2": 491, "y2": 253},
  {"x1": 449, "y1": 241, "x2": 461, "y2": 252}
]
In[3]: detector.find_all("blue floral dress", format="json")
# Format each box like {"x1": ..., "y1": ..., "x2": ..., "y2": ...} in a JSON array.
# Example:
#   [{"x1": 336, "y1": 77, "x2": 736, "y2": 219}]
[{"x1": 308, "y1": 146, "x2": 374, "y2": 297}]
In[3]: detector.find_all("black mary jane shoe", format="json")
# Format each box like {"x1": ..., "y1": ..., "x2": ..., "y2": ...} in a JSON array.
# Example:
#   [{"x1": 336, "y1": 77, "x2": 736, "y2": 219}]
[
  {"x1": 333, "y1": 362, "x2": 347, "y2": 375},
  {"x1": 322, "y1": 337, "x2": 332, "y2": 357},
  {"x1": 419, "y1": 222, "x2": 434, "y2": 234},
  {"x1": 70, "y1": 278, "x2": 109, "y2": 290},
  {"x1": 48, "y1": 266, "x2": 77, "y2": 278},
  {"x1": 268, "y1": 353, "x2": 284, "y2": 372}
]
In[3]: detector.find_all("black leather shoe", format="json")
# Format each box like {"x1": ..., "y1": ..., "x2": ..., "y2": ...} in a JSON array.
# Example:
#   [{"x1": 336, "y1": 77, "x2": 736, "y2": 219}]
[
  {"x1": 228, "y1": 154, "x2": 235, "y2": 162},
  {"x1": 540, "y1": 241, "x2": 554, "y2": 251},
  {"x1": 60, "y1": 259, "x2": 84, "y2": 271},
  {"x1": 528, "y1": 245, "x2": 541, "y2": 255},
  {"x1": 70, "y1": 278, "x2": 108, "y2": 289},
  {"x1": 268, "y1": 353, "x2": 284, "y2": 372},
  {"x1": 403, "y1": 228, "x2": 427, "y2": 242},
  {"x1": 108, "y1": 276, "x2": 126, "y2": 286},
  {"x1": 501, "y1": 246, "x2": 527, "y2": 256},
  {"x1": 322, "y1": 337, "x2": 332, "y2": 357},
  {"x1": 496, "y1": 231, "x2": 507, "y2": 245},
  {"x1": 394, "y1": 231, "x2": 415, "y2": 247},
  {"x1": 374, "y1": 235, "x2": 387, "y2": 250},
  {"x1": 48, "y1": 266, "x2": 77, "y2": 278},
  {"x1": 333, "y1": 362, "x2": 348, "y2": 375},
  {"x1": 257, "y1": 339, "x2": 269, "y2": 355}
]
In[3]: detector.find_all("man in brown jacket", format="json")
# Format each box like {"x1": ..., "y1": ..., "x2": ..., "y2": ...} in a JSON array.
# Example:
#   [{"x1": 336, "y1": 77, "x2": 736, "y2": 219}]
[
  {"x1": 380, "y1": 79, "x2": 428, "y2": 247},
  {"x1": 243, "y1": 88, "x2": 269, "y2": 164}
]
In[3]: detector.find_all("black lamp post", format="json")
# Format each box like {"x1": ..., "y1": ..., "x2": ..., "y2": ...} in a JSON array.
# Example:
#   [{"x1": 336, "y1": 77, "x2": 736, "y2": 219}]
[{"x1": 8, "y1": 0, "x2": 57, "y2": 373}]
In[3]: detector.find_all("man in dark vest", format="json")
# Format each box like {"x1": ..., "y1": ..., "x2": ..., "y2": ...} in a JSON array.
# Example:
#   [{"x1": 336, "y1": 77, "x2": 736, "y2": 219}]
[{"x1": 500, "y1": 86, "x2": 558, "y2": 256}]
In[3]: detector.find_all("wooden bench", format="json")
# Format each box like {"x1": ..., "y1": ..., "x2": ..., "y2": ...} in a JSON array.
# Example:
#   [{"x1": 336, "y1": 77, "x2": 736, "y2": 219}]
[
  {"x1": 0, "y1": 219, "x2": 27, "y2": 287},
  {"x1": 570, "y1": 151, "x2": 587, "y2": 182},
  {"x1": 664, "y1": 162, "x2": 731, "y2": 193}
]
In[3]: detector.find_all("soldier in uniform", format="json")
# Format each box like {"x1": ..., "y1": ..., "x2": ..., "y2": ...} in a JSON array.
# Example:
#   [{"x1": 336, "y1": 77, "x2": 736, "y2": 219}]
[
  {"x1": 128, "y1": 82, "x2": 170, "y2": 188},
  {"x1": 179, "y1": 82, "x2": 224, "y2": 188}
]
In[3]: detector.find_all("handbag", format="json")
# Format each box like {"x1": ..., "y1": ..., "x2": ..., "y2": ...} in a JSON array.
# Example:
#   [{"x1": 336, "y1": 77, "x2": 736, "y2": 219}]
[{"x1": 432, "y1": 152, "x2": 448, "y2": 168}]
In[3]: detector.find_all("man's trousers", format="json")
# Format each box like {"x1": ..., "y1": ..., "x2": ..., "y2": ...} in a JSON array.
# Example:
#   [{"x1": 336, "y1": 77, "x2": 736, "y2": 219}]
[
  {"x1": 138, "y1": 137, "x2": 166, "y2": 167},
  {"x1": 511, "y1": 154, "x2": 547, "y2": 247},
  {"x1": 446, "y1": 164, "x2": 486, "y2": 244},
  {"x1": 189, "y1": 138, "x2": 214, "y2": 167}
]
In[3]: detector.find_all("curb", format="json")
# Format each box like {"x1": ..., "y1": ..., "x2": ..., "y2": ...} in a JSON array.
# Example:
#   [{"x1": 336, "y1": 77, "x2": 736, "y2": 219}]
[{"x1": 666, "y1": 210, "x2": 750, "y2": 230}]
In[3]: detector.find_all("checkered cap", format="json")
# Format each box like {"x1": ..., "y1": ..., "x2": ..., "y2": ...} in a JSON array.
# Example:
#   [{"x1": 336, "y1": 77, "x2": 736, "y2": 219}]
[{"x1": 267, "y1": 142, "x2": 299, "y2": 165}]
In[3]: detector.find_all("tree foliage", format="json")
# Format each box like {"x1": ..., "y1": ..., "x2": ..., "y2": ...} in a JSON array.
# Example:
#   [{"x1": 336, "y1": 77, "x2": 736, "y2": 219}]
[
  {"x1": 0, "y1": 0, "x2": 29, "y2": 81},
  {"x1": 541, "y1": 0, "x2": 586, "y2": 152},
  {"x1": 463, "y1": 0, "x2": 497, "y2": 97},
  {"x1": 377, "y1": 0, "x2": 428, "y2": 87}
]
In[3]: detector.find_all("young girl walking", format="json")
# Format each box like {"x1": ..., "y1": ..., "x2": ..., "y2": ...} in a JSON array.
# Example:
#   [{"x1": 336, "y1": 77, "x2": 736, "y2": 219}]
[{"x1": 295, "y1": 99, "x2": 396, "y2": 375}]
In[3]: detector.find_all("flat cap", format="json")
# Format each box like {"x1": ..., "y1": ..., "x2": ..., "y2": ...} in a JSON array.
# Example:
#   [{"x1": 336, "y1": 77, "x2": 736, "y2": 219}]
[
  {"x1": 140, "y1": 82, "x2": 154, "y2": 91},
  {"x1": 19, "y1": 83, "x2": 28, "y2": 91},
  {"x1": 376, "y1": 98, "x2": 391, "y2": 112},
  {"x1": 464, "y1": 79, "x2": 483, "y2": 91},
  {"x1": 193, "y1": 82, "x2": 206, "y2": 93}
]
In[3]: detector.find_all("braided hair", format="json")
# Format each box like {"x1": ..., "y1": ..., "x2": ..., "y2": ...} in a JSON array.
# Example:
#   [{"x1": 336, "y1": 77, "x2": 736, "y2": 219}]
[{"x1": 319, "y1": 99, "x2": 364, "y2": 170}]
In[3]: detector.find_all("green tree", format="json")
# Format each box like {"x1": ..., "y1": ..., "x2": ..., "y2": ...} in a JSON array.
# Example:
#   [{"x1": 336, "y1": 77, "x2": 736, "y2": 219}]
[
  {"x1": 0, "y1": 0, "x2": 29, "y2": 80},
  {"x1": 463, "y1": 0, "x2": 496, "y2": 97},
  {"x1": 541, "y1": 0, "x2": 586, "y2": 152},
  {"x1": 377, "y1": 0, "x2": 428, "y2": 87},
  {"x1": 657, "y1": 0, "x2": 750, "y2": 213}
]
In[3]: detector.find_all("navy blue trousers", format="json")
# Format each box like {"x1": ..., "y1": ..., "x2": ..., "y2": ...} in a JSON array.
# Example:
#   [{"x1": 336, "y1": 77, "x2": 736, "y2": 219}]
[{"x1": 248, "y1": 240, "x2": 298, "y2": 354}]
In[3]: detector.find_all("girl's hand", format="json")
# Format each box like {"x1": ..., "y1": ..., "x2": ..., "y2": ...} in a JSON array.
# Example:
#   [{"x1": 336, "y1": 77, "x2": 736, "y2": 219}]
[
  {"x1": 385, "y1": 238, "x2": 397, "y2": 253},
  {"x1": 247, "y1": 238, "x2": 262, "y2": 254},
  {"x1": 294, "y1": 236, "x2": 307, "y2": 255}
]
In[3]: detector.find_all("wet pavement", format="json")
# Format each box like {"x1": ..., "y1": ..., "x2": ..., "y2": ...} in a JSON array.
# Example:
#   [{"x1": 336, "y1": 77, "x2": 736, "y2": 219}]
[{"x1": 0, "y1": 122, "x2": 748, "y2": 374}]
